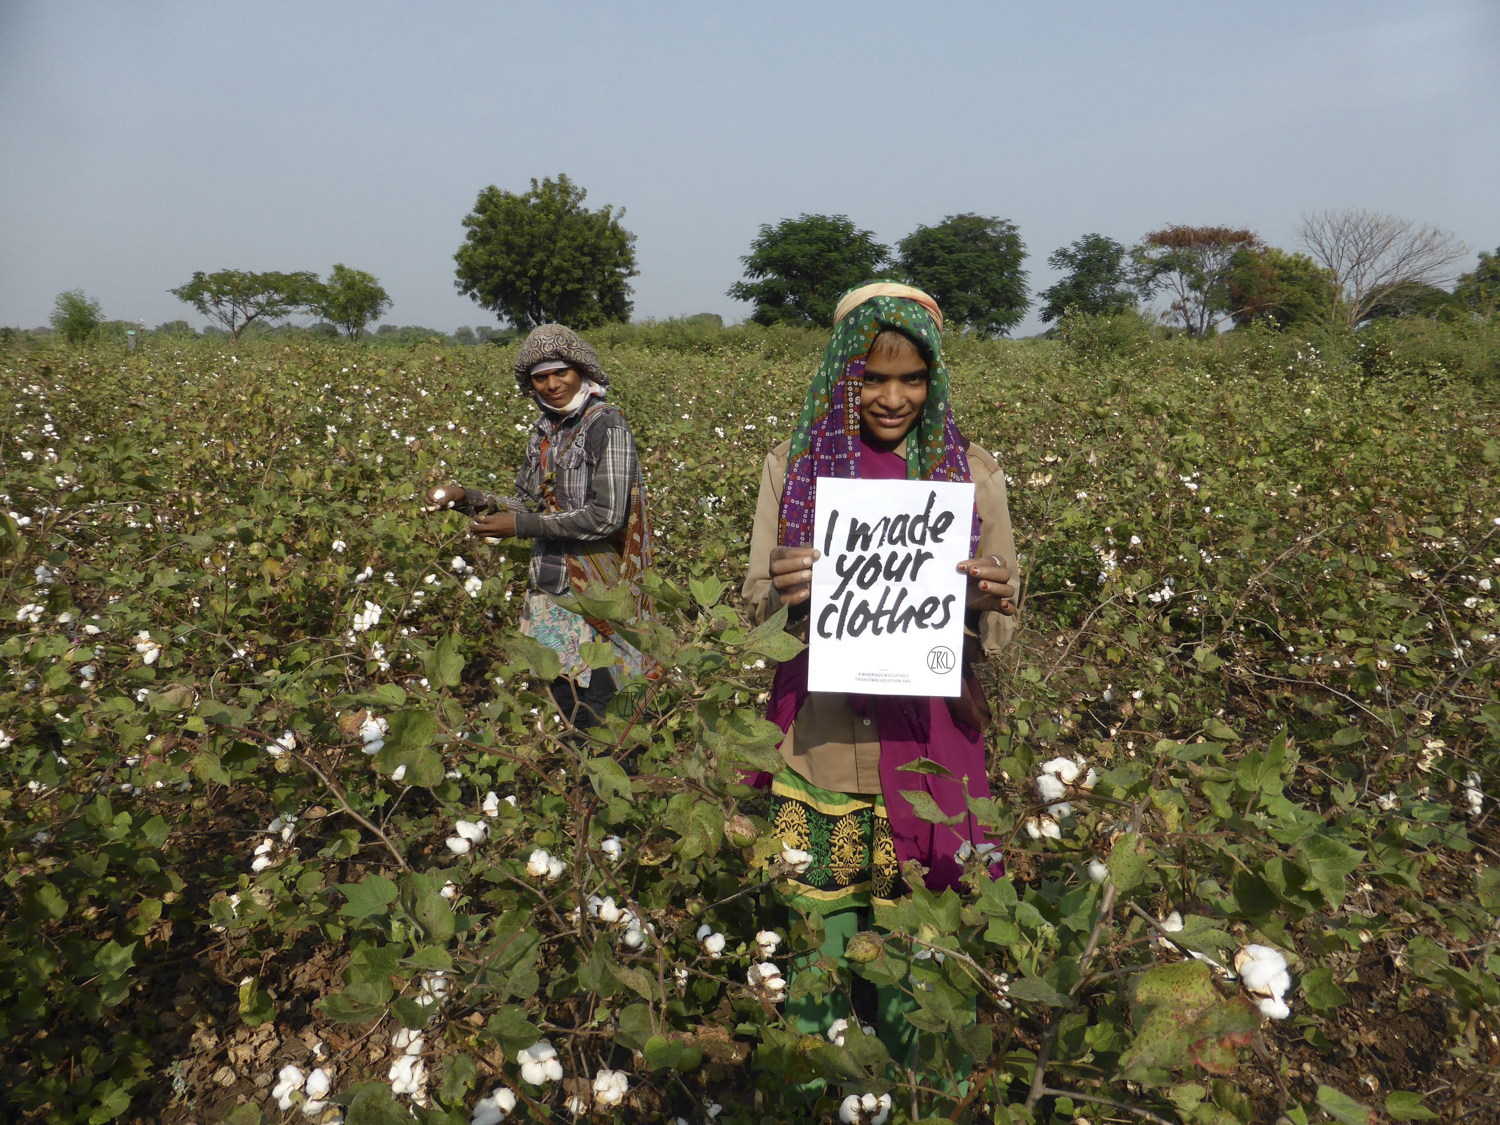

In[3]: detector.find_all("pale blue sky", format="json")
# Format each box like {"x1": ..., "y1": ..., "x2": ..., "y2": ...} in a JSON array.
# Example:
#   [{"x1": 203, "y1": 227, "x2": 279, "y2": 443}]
[{"x1": 2, "y1": 1, "x2": 1496, "y2": 336}]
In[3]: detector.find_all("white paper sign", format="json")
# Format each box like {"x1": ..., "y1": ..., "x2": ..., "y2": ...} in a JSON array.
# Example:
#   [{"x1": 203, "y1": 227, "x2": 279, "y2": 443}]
[{"x1": 807, "y1": 476, "x2": 975, "y2": 697}]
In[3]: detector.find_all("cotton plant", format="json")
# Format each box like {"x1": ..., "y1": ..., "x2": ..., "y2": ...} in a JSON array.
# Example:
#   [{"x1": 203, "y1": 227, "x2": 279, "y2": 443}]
[
  {"x1": 1235, "y1": 944, "x2": 1294, "y2": 1020},
  {"x1": 446, "y1": 818, "x2": 489, "y2": 855},
  {"x1": 839, "y1": 1092, "x2": 892, "y2": 1125},
  {"x1": 825, "y1": 1017, "x2": 870, "y2": 1047},
  {"x1": 1026, "y1": 755, "x2": 1098, "y2": 839},
  {"x1": 592, "y1": 1067, "x2": 629, "y2": 1107},
  {"x1": 696, "y1": 923, "x2": 726, "y2": 959},
  {"x1": 358, "y1": 714, "x2": 388, "y2": 755},
  {"x1": 746, "y1": 960, "x2": 787, "y2": 999},
  {"x1": 351, "y1": 600, "x2": 382, "y2": 633},
  {"x1": 600, "y1": 835, "x2": 624, "y2": 863},
  {"x1": 264, "y1": 730, "x2": 296, "y2": 759},
  {"x1": 470, "y1": 1086, "x2": 518, "y2": 1125},
  {"x1": 517, "y1": 1039, "x2": 564, "y2": 1085},
  {"x1": 526, "y1": 848, "x2": 567, "y2": 882},
  {"x1": 133, "y1": 630, "x2": 162, "y2": 665}
]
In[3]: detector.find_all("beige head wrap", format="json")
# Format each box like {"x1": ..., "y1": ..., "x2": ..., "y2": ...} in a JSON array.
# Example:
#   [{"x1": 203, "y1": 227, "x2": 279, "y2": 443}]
[{"x1": 833, "y1": 283, "x2": 944, "y2": 331}]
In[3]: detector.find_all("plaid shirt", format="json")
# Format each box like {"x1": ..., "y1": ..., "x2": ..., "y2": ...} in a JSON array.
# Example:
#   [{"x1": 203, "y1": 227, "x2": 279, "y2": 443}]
[{"x1": 472, "y1": 399, "x2": 640, "y2": 595}]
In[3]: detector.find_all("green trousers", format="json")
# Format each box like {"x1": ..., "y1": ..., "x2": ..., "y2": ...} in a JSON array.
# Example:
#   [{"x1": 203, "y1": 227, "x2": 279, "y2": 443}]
[{"x1": 786, "y1": 907, "x2": 919, "y2": 1069}]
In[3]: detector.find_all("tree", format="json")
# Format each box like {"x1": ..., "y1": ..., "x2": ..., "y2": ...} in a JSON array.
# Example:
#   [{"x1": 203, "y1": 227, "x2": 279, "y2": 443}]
[
  {"x1": 1132, "y1": 226, "x2": 1262, "y2": 336},
  {"x1": 51, "y1": 289, "x2": 103, "y2": 344},
  {"x1": 170, "y1": 269, "x2": 319, "y2": 341},
  {"x1": 1225, "y1": 247, "x2": 1337, "y2": 329},
  {"x1": 1297, "y1": 209, "x2": 1467, "y2": 328},
  {"x1": 1455, "y1": 246, "x2": 1500, "y2": 316},
  {"x1": 1038, "y1": 234, "x2": 1136, "y2": 323},
  {"x1": 894, "y1": 214, "x2": 1028, "y2": 337},
  {"x1": 454, "y1": 174, "x2": 636, "y2": 331},
  {"x1": 727, "y1": 214, "x2": 889, "y2": 327},
  {"x1": 311, "y1": 264, "x2": 391, "y2": 340}
]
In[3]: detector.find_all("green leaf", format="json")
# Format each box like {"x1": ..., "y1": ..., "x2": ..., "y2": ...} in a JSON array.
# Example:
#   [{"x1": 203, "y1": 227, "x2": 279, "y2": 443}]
[
  {"x1": 899, "y1": 789, "x2": 964, "y2": 827},
  {"x1": 506, "y1": 633, "x2": 561, "y2": 681},
  {"x1": 1107, "y1": 832, "x2": 1148, "y2": 893},
  {"x1": 1317, "y1": 1085, "x2": 1375, "y2": 1125},
  {"x1": 1300, "y1": 965, "x2": 1349, "y2": 1013},
  {"x1": 1006, "y1": 976, "x2": 1070, "y2": 1008},
  {"x1": 1296, "y1": 833, "x2": 1365, "y2": 909},
  {"x1": 485, "y1": 1005, "x2": 542, "y2": 1055},
  {"x1": 579, "y1": 640, "x2": 616, "y2": 670},
  {"x1": 373, "y1": 709, "x2": 445, "y2": 788},
  {"x1": 1384, "y1": 1091, "x2": 1438, "y2": 1121},
  {"x1": 237, "y1": 977, "x2": 274, "y2": 1026},
  {"x1": 424, "y1": 634, "x2": 465, "y2": 688},
  {"x1": 319, "y1": 989, "x2": 385, "y2": 1024},
  {"x1": 584, "y1": 756, "x2": 633, "y2": 803},
  {"x1": 1204, "y1": 717, "x2": 1240, "y2": 742},
  {"x1": 688, "y1": 574, "x2": 727, "y2": 607},
  {"x1": 337, "y1": 875, "x2": 399, "y2": 918},
  {"x1": 613, "y1": 1002, "x2": 655, "y2": 1052},
  {"x1": 896, "y1": 756, "x2": 957, "y2": 779}
]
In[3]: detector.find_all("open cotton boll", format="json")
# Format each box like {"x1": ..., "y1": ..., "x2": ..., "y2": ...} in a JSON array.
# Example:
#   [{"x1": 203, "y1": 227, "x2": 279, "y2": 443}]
[
  {"x1": 446, "y1": 836, "x2": 471, "y2": 855},
  {"x1": 388, "y1": 1054, "x2": 427, "y2": 1096},
  {"x1": 471, "y1": 1086, "x2": 518, "y2": 1125},
  {"x1": 1041, "y1": 756, "x2": 1081, "y2": 785},
  {"x1": 781, "y1": 843, "x2": 812, "y2": 873},
  {"x1": 303, "y1": 1067, "x2": 331, "y2": 1099},
  {"x1": 391, "y1": 1028, "x2": 424, "y2": 1056},
  {"x1": 1088, "y1": 858, "x2": 1110, "y2": 883},
  {"x1": 526, "y1": 849, "x2": 554, "y2": 878},
  {"x1": 454, "y1": 819, "x2": 487, "y2": 843},
  {"x1": 696, "y1": 924, "x2": 725, "y2": 957},
  {"x1": 482, "y1": 791, "x2": 501, "y2": 817},
  {"x1": 273, "y1": 1064, "x2": 307, "y2": 1110},
  {"x1": 591, "y1": 1068, "x2": 629, "y2": 1107},
  {"x1": 755, "y1": 930, "x2": 782, "y2": 957},
  {"x1": 1035, "y1": 773, "x2": 1068, "y2": 802},
  {"x1": 1256, "y1": 995, "x2": 1291, "y2": 1020},
  {"x1": 600, "y1": 835, "x2": 624, "y2": 862},
  {"x1": 517, "y1": 1039, "x2": 563, "y2": 1084},
  {"x1": 593, "y1": 896, "x2": 621, "y2": 924}
]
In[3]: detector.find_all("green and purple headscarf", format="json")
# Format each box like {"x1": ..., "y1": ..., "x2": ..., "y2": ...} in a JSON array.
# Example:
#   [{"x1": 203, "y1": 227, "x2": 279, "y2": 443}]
[{"x1": 777, "y1": 282, "x2": 978, "y2": 550}]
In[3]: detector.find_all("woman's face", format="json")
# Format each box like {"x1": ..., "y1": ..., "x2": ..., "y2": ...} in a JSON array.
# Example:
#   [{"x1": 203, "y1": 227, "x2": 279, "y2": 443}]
[
  {"x1": 530, "y1": 364, "x2": 584, "y2": 409},
  {"x1": 858, "y1": 333, "x2": 929, "y2": 444}
]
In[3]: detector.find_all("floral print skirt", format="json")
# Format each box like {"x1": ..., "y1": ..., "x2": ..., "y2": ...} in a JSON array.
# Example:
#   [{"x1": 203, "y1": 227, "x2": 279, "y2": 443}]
[
  {"x1": 769, "y1": 767, "x2": 906, "y2": 917},
  {"x1": 520, "y1": 591, "x2": 648, "y2": 689}
]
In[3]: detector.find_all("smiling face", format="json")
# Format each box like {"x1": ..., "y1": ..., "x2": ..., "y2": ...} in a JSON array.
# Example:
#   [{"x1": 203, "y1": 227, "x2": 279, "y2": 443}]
[
  {"x1": 529, "y1": 364, "x2": 584, "y2": 409},
  {"x1": 858, "y1": 331, "x2": 929, "y2": 446}
]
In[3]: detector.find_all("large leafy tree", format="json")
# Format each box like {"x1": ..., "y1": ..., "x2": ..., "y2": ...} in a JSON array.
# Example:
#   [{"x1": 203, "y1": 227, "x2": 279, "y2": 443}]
[
  {"x1": 1225, "y1": 247, "x2": 1337, "y2": 330},
  {"x1": 895, "y1": 214, "x2": 1028, "y2": 337},
  {"x1": 170, "y1": 269, "x2": 318, "y2": 341},
  {"x1": 312, "y1": 264, "x2": 392, "y2": 340},
  {"x1": 454, "y1": 174, "x2": 636, "y2": 331},
  {"x1": 50, "y1": 289, "x2": 104, "y2": 344},
  {"x1": 727, "y1": 214, "x2": 889, "y2": 327},
  {"x1": 1038, "y1": 234, "x2": 1135, "y2": 323},
  {"x1": 1455, "y1": 246, "x2": 1500, "y2": 315},
  {"x1": 1132, "y1": 226, "x2": 1262, "y2": 336}
]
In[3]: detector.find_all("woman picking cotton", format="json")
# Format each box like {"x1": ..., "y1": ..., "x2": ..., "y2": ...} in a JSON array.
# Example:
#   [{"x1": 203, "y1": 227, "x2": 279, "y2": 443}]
[
  {"x1": 742, "y1": 282, "x2": 1018, "y2": 1076},
  {"x1": 425, "y1": 324, "x2": 656, "y2": 728}
]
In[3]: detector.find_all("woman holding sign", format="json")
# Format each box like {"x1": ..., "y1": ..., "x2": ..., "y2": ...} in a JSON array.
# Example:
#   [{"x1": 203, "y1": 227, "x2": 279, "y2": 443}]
[
  {"x1": 424, "y1": 324, "x2": 657, "y2": 728},
  {"x1": 742, "y1": 282, "x2": 1018, "y2": 1072}
]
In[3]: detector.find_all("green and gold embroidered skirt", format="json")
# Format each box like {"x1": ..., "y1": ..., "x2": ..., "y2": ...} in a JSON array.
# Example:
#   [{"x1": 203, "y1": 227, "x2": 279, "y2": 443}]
[{"x1": 769, "y1": 768, "x2": 906, "y2": 916}]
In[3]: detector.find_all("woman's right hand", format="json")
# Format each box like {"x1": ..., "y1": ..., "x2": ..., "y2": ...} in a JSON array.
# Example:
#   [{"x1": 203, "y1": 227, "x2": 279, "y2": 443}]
[
  {"x1": 423, "y1": 483, "x2": 467, "y2": 513},
  {"x1": 769, "y1": 545, "x2": 820, "y2": 607}
]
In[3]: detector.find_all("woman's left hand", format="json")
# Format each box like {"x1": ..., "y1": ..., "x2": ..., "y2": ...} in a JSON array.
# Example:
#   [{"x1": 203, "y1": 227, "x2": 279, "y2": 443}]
[
  {"x1": 958, "y1": 556, "x2": 1016, "y2": 615},
  {"x1": 470, "y1": 512, "x2": 518, "y2": 540}
]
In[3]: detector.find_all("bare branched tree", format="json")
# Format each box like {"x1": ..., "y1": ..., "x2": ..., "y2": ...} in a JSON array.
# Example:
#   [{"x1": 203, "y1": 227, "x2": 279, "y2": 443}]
[{"x1": 1297, "y1": 209, "x2": 1467, "y2": 328}]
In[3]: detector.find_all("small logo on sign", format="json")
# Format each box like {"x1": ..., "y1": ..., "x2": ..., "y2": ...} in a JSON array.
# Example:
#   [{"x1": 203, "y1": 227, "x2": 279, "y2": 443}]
[{"x1": 926, "y1": 646, "x2": 956, "y2": 674}]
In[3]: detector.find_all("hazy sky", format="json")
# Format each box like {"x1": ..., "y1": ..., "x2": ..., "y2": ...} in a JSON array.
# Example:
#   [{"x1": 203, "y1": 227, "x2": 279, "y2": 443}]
[{"x1": 2, "y1": 1, "x2": 1496, "y2": 337}]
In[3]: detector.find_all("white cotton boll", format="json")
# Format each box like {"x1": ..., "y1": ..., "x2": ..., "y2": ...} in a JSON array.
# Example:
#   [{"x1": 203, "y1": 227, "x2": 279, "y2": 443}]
[
  {"x1": 391, "y1": 764, "x2": 407, "y2": 782},
  {"x1": 482, "y1": 791, "x2": 501, "y2": 817},
  {"x1": 1035, "y1": 773, "x2": 1067, "y2": 802},
  {"x1": 1161, "y1": 911, "x2": 1185, "y2": 934},
  {"x1": 1048, "y1": 801, "x2": 1073, "y2": 819},
  {"x1": 870, "y1": 1094, "x2": 892, "y2": 1125},
  {"x1": 546, "y1": 857, "x2": 566, "y2": 881},
  {"x1": 391, "y1": 1028, "x2": 424, "y2": 1055},
  {"x1": 504, "y1": 794, "x2": 518, "y2": 807},
  {"x1": 463, "y1": 575, "x2": 483, "y2": 598},
  {"x1": 455, "y1": 819, "x2": 487, "y2": 843},
  {"x1": 446, "y1": 836, "x2": 472, "y2": 855},
  {"x1": 591, "y1": 1068, "x2": 629, "y2": 1106},
  {"x1": 1465, "y1": 772, "x2": 1484, "y2": 817},
  {"x1": 471, "y1": 1087, "x2": 518, "y2": 1125},
  {"x1": 600, "y1": 835, "x2": 624, "y2": 862},
  {"x1": 839, "y1": 1095, "x2": 864, "y2": 1123},
  {"x1": 1088, "y1": 859, "x2": 1110, "y2": 884},
  {"x1": 1079, "y1": 766, "x2": 1098, "y2": 790},
  {"x1": 755, "y1": 930, "x2": 782, "y2": 957},
  {"x1": 388, "y1": 1054, "x2": 427, "y2": 1096},
  {"x1": 1376, "y1": 792, "x2": 1399, "y2": 812},
  {"x1": 781, "y1": 843, "x2": 812, "y2": 873},
  {"x1": 1257, "y1": 995, "x2": 1291, "y2": 1020},
  {"x1": 700, "y1": 929, "x2": 726, "y2": 957},
  {"x1": 621, "y1": 923, "x2": 646, "y2": 949},
  {"x1": 440, "y1": 881, "x2": 458, "y2": 900},
  {"x1": 1041, "y1": 756, "x2": 1081, "y2": 784},
  {"x1": 526, "y1": 849, "x2": 554, "y2": 878},
  {"x1": 826, "y1": 1018, "x2": 849, "y2": 1046},
  {"x1": 304, "y1": 1068, "x2": 331, "y2": 1099},
  {"x1": 273, "y1": 1064, "x2": 307, "y2": 1110},
  {"x1": 566, "y1": 1095, "x2": 588, "y2": 1115}
]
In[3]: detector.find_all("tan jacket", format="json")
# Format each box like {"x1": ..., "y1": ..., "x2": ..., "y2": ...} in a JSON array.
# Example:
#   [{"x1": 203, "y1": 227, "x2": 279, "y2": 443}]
[{"x1": 742, "y1": 438, "x2": 1018, "y2": 794}]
